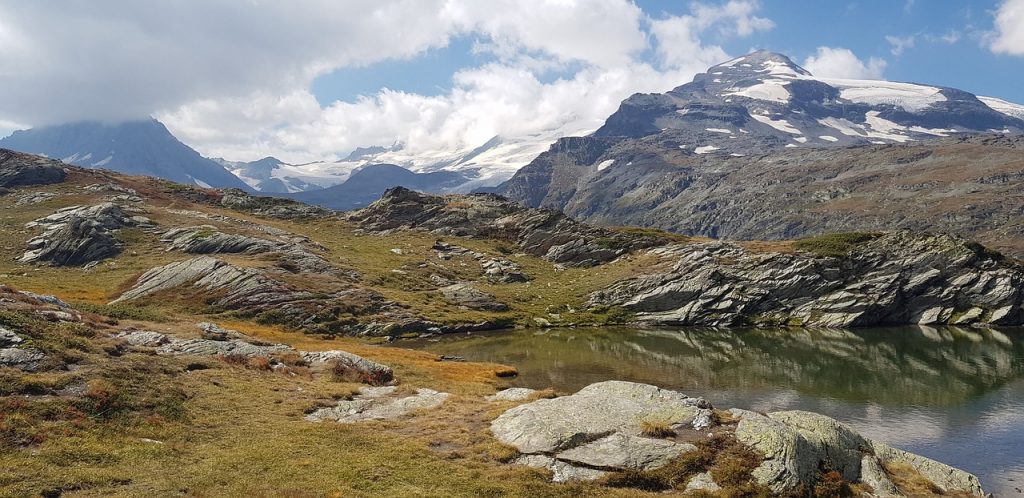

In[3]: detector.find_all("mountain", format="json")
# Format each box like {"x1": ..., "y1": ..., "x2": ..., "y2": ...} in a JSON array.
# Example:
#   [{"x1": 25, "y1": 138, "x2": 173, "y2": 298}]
[
  {"x1": 496, "y1": 51, "x2": 1024, "y2": 256},
  {"x1": 0, "y1": 119, "x2": 251, "y2": 190},
  {"x1": 216, "y1": 119, "x2": 596, "y2": 197},
  {"x1": 286, "y1": 163, "x2": 475, "y2": 210},
  {"x1": 592, "y1": 50, "x2": 1023, "y2": 148},
  {"x1": 214, "y1": 156, "x2": 327, "y2": 194}
]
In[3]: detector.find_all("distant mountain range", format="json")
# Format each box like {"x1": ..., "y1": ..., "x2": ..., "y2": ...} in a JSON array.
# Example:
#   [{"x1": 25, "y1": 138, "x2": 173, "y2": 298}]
[
  {"x1": 2, "y1": 51, "x2": 1023, "y2": 216},
  {"x1": 284, "y1": 163, "x2": 474, "y2": 210},
  {"x1": 0, "y1": 120, "x2": 251, "y2": 190},
  {"x1": 495, "y1": 51, "x2": 1024, "y2": 255}
]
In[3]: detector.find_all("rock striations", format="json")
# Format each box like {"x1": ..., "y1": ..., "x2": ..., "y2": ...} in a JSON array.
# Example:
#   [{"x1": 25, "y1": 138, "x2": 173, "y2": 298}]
[{"x1": 589, "y1": 231, "x2": 1024, "y2": 327}]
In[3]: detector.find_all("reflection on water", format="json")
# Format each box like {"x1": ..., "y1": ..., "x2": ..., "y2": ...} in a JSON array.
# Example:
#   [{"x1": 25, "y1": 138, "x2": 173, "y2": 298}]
[{"x1": 405, "y1": 326, "x2": 1024, "y2": 495}]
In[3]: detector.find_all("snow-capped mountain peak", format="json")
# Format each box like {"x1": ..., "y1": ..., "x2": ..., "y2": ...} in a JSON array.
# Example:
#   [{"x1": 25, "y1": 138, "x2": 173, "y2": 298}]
[{"x1": 594, "y1": 51, "x2": 1024, "y2": 152}]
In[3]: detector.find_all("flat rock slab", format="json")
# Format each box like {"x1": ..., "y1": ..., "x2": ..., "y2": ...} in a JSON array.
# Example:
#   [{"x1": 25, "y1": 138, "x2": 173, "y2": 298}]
[
  {"x1": 486, "y1": 388, "x2": 537, "y2": 402},
  {"x1": 491, "y1": 380, "x2": 709, "y2": 454},
  {"x1": 556, "y1": 432, "x2": 696, "y2": 471},
  {"x1": 306, "y1": 387, "x2": 450, "y2": 423}
]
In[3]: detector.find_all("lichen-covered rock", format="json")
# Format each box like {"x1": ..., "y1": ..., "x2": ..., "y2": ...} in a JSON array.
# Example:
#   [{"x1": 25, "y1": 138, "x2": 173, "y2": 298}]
[
  {"x1": 871, "y1": 441, "x2": 984, "y2": 495},
  {"x1": 491, "y1": 381, "x2": 709, "y2": 455},
  {"x1": 859, "y1": 455, "x2": 900, "y2": 497},
  {"x1": 440, "y1": 283, "x2": 509, "y2": 311},
  {"x1": 555, "y1": 433, "x2": 696, "y2": 471},
  {"x1": 768, "y1": 410, "x2": 869, "y2": 481},
  {"x1": 305, "y1": 387, "x2": 449, "y2": 423},
  {"x1": 734, "y1": 411, "x2": 818, "y2": 492},
  {"x1": 114, "y1": 330, "x2": 171, "y2": 347},
  {"x1": 589, "y1": 232, "x2": 1024, "y2": 327},
  {"x1": 513, "y1": 454, "x2": 608, "y2": 482},
  {"x1": 156, "y1": 338, "x2": 292, "y2": 358},
  {"x1": 302, "y1": 350, "x2": 394, "y2": 384},
  {"x1": 499, "y1": 382, "x2": 984, "y2": 494},
  {"x1": 730, "y1": 408, "x2": 985, "y2": 495}
]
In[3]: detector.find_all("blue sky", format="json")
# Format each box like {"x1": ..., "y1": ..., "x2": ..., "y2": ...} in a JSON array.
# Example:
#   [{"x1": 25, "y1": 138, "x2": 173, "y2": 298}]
[{"x1": 313, "y1": 1, "x2": 1022, "y2": 106}]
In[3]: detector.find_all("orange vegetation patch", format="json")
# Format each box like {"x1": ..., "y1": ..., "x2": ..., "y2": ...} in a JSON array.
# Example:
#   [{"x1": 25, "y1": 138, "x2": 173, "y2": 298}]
[{"x1": 216, "y1": 320, "x2": 516, "y2": 394}]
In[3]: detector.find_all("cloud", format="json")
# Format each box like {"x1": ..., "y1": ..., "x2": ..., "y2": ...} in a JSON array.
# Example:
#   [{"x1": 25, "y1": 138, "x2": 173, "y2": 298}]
[
  {"x1": 649, "y1": 0, "x2": 774, "y2": 71},
  {"x1": 990, "y1": 0, "x2": 1024, "y2": 55},
  {"x1": 0, "y1": 0, "x2": 775, "y2": 163},
  {"x1": 802, "y1": 47, "x2": 887, "y2": 79},
  {"x1": 885, "y1": 35, "x2": 916, "y2": 56}
]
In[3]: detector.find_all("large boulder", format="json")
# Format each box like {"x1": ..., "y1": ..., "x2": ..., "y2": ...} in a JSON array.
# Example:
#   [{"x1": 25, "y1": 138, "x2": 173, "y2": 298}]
[
  {"x1": 491, "y1": 381, "x2": 710, "y2": 481},
  {"x1": 871, "y1": 441, "x2": 984, "y2": 496},
  {"x1": 492, "y1": 381, "x2": 710, "y2": 454},
  {"x1": 730, "y1": 408, "x2": 985, "y2": 495}
]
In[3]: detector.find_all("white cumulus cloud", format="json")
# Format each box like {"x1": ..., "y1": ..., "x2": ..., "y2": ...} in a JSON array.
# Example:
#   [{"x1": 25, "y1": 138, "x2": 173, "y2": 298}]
[
  {"x1": 990, "y1": 0, "x2": 1024, "y2": 55},
  {"x1": 802, "y1": 47, "x2": 887, "y2": 80},
  {"x1": 0, "y1": 0, "x2": 776, "y2": 163}
]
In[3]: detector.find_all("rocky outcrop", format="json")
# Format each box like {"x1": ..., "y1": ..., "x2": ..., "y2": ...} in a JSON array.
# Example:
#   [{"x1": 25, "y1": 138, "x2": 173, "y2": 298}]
[
  {"x1": 305, "y1": 386, "x2": 449, "y2": 423},
  {"x1": 111, "y1": 257, "x2": 429, "y2": 337},
  {"x1": 589, "y1": 231, "x2": 1024, "y2": 327},
  {"x1": 350, "y1": 187, "x2": 670, "y2": 267},
  {"x1": 0, "y1": 326, "x2": 44, "y2": 371},
  {"x1": 494, "y1": 381, "x2": 984, "y2": 495},
  {"x1": 439, "y1": 283, "x2": 509, "y2": 312},
  {"x1": 20, "y1": 202, "x2": 155, "y2": 266},
  {"x1": 111, "y1": 256, "x2": 303, "y2": 308},
  {"x1": 160, "y1": 225, "x2": 335, "y2": 274},
  {"x1": 161, "y1": 226, "x2": 276, "y2": 254},
  {"x1": 0, "y1": 148, "x2": 66, "y2": 187},
  {"x1": 301, "y1": 350, "x2": 394, "y2": 384},
  {"x1": 218, "y1": 190, "x2": 333, "y2": 219},
  {"x1": 432, "y1": 241, "x2": 529, "y2": 283},
  {"x1": 115, "y1": 326, "x2": 392, "y2": 384}
]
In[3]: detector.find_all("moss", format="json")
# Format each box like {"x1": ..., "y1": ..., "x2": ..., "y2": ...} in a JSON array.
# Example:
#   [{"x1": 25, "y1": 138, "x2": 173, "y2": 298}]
[{"x1": 794, "y1": 232, "x2": 881, "y2": 258}]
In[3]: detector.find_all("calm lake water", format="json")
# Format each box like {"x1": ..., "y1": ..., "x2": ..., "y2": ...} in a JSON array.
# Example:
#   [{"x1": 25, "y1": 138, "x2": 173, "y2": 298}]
[{"x1": 405, "y1": 326, "x2": 1024, "y2": 496}]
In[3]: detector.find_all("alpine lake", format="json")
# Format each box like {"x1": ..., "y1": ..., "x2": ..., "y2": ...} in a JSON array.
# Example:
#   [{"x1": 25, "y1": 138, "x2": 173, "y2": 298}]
[{"x1": 404, "y1": 325, "x2": 1024, "y2": 495}]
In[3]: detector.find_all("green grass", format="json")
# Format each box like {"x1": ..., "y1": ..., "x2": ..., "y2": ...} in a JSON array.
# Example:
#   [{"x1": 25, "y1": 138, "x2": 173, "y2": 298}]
[{"x1": 793, "y1": 232, "x2": 880, "y2": 258}]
